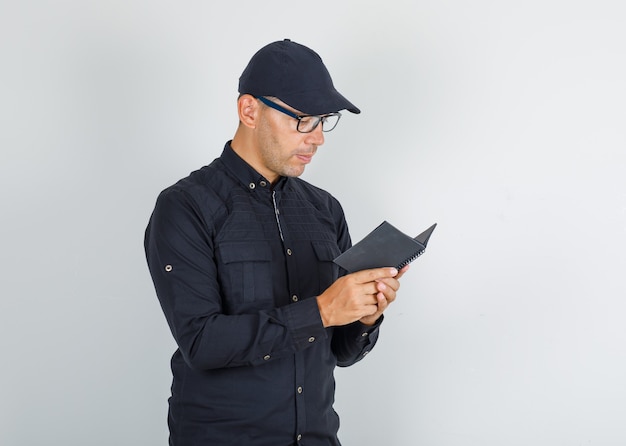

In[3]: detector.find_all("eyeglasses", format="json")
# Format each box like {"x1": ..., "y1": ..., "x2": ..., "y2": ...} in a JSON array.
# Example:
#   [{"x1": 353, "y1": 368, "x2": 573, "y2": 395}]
[{"x1": 256, "y1": 96, "x2": 341, "y2": 133}]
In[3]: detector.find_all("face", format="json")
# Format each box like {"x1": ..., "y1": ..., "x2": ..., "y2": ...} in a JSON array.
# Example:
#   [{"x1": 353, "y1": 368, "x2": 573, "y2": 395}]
[{"x1": 254, "y1": 98, "x2": 325, "y2": 182}]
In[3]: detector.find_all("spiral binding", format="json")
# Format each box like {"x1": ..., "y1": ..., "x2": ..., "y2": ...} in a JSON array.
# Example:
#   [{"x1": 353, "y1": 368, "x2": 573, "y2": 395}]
[{"x1": 396, "y1": 248, "x2": 425, "y2": 270}]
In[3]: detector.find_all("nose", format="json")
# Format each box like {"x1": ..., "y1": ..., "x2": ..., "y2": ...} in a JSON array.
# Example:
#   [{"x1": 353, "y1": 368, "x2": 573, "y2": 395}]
[{"x1": 305, "y1": 123, "x2": 325, "y2": 146}]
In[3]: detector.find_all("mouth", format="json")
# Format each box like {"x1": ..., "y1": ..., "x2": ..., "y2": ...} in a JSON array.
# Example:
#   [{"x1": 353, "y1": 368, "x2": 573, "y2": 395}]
[
  {"x1": 295, "y1": 154, "x2": 314, "y2": 164},
  {"x1": 294, "y1": 147, "x2": 316, "y2": 164}
]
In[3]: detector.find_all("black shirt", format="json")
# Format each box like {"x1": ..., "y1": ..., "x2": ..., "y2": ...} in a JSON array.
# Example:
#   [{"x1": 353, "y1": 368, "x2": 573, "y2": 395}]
[{"x1": 145, "y1": 142, "x2": 382, "y2": 445}]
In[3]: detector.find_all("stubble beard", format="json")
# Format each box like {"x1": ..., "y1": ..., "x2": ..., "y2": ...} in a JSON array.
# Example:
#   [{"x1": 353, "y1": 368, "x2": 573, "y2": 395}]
[{"x1": 258, "y1": 119, "x2": 310, "y2": 179}]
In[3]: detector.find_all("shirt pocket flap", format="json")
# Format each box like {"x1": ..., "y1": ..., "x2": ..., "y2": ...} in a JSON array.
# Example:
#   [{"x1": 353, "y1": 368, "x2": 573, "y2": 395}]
[
  {"x1": 218, "y1": 241, "x2": 272, "y2": 264},
  {"x1": 311, "y1": 240, "x2": 341, "y2": 262}
]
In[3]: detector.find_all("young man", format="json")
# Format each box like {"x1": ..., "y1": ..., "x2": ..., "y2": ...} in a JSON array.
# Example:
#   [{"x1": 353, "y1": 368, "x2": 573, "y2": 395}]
[{"x1": 145, "y1": 39, "x2": 407, "y2": 446}]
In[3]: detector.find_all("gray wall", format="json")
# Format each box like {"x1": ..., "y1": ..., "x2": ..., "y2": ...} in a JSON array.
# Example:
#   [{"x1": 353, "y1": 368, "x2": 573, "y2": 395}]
[{"x1": 2, "y1": 1, "x2": 625, "y2": 445}]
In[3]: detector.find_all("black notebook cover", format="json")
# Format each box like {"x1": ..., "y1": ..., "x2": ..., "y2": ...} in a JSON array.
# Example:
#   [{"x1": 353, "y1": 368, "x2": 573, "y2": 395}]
[{"x1": 333, "y1": 221, "x2": 437, "y2": 273}]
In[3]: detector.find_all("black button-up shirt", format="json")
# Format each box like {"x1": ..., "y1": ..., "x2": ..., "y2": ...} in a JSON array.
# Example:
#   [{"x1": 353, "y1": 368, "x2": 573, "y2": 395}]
[{"x1": 145, "y1": 142, "x2": 382, "y2": 445}]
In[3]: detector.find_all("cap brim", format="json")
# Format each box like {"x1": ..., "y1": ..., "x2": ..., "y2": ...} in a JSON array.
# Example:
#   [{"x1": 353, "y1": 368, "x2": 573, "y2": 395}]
[{"x1": 278, "y1": 88, "x2": 360, "y2": 115}]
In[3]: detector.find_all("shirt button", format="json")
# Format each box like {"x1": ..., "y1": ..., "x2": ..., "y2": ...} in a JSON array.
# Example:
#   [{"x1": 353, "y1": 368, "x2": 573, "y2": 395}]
[
  {"x1": 292, "y1": 295, "x2": 298, "y2": 302},
  {"x1": 286, "y1": 248, "x2": 292, "y2": 255},
  {"x1": 297, "y1": 386, "x2": 303, "y2": 394},
  {"x1": 297, "y1": 434, "x2": 302, "y2": 441},
  {"x1": 361, "y1": 332, "x2": 369, "y2": 337},
  {"x1": 363, "y1": 350, "x2": 370, "y2": 356},
  {"x1": 164, "y1": 265, "x2": 173, "y2": 272},
  {"x1": 249, "y1": 182, "x2": 256, "y2": 189},
  {"x1": 263, "y1": 355, "x2": 271, "y2": 361},
  {"x1": 259, "y1": 180, "x2": 267, "y2": 187},
  {"x1": 308, "y1": 336, "x2": 315, "y2": 343}
]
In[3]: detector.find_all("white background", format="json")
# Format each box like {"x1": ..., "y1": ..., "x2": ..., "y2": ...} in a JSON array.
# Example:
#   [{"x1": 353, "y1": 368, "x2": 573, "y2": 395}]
[{"x1": 1, "y1": 1, "x2": 625, "y2": 445}]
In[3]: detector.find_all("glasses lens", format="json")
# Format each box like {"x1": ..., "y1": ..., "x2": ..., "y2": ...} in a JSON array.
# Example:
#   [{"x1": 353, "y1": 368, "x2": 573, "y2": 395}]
[
  {"x1": 297, "y1": 116, "x2": 320, "y2": 133},
  {"x1": 321, "y1": 114, "x2": 340, "y2": 132},
  {"x1": 297, "y1": 113, "x2": 341, "y2": 133}
]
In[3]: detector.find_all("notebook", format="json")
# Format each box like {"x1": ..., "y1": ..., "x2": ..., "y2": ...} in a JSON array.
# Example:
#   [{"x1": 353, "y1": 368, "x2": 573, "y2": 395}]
[{"x1": 333, "y1": 221, "x2": 437, "y2": 273}]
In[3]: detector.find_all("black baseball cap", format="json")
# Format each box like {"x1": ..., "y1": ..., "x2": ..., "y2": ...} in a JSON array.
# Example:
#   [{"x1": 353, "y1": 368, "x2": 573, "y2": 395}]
[{"x1": 238, "y1": 39, "x2": 361, "y2": 116}]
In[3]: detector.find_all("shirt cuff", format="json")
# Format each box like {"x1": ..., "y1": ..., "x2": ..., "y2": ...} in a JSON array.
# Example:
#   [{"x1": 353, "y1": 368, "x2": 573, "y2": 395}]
[
  {"x1": 360, "y1": 314, "x2": 384, "y2": 332},
  {"x1": 351, "y1": 314, "x2": 384, "y2": 343},
  {"x1": 283, "y1": 297, "x2": 328, "y2": 350}
]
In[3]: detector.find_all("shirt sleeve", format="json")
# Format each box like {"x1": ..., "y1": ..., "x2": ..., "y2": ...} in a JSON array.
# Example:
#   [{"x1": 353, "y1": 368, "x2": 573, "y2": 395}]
[
  {"x1": 144, "y1": 188, "x2": 328, "y2": 371},
  {"x1": 332, "y1": 317, "x2": 383, "y2": 367},
  {"x1": 326, "y1": 197, "x2": 385, "y2": 367}
]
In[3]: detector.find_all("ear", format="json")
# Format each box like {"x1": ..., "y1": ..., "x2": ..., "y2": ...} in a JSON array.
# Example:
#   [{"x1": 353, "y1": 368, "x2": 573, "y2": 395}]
[{"x1": 237, "y1": 94, "x2": 259, "y2": 129}]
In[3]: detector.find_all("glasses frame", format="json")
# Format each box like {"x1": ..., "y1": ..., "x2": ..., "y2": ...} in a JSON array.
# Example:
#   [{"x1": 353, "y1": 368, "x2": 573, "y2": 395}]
[{"x1": 256, "y1": 96, "x2": 341, "y2": 133}]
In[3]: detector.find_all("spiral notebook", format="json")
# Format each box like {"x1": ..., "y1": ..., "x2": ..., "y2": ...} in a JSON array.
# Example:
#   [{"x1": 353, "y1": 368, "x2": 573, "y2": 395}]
[{"x1": 333, "y1": 221, "x2": 437, "y2": 273}]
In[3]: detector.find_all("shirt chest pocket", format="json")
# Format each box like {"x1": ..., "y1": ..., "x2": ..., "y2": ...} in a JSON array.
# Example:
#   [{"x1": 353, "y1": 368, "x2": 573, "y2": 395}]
[
  {"x1": 217, "y1": 241, "x2": 273, "y2": 308},
  {"x1": 311, "y1": 241, "x2": 341, "y2": 292}
]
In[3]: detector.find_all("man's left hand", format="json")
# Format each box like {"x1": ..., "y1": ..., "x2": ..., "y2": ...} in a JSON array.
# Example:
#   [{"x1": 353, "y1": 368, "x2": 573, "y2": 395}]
[{"x1": 360, "y1": 264, "x2": 409, "y2": 326}]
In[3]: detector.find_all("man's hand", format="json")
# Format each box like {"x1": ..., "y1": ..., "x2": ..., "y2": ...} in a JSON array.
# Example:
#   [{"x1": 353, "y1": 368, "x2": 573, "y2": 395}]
[
  {"x1": 359, "y1": 264, "x2": 408, "y2": 326},
  {"x1": 316, "y1": 266, "x2": 407, "y2": 327}
]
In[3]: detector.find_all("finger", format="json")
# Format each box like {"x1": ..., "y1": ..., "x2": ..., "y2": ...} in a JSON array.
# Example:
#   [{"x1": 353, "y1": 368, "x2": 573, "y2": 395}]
[
  {"x1": 376, "y1": 292, "x2": 388, "y2": 308},
  {"x1": 353, "y1": 267, "x2": 398, "y2": 284},
  {"x1": 365, "y1": 293, "x2": 380, "y2": 305},
  {"x1": 375, "y1": 277, "x2": 400, "y2": 292},
  {"x1": 364, "y1": 295, "x2": 383, "y2": 318},
  {"x1": 368, "y1": 294, "x2": 387, "y2": 318},
  {"x1": 375, "y1": 280, "x2": 398, "y2": 302},
  {"x1": 395, "y1": 264, "x2": 410, "y2": 280},
  {"x1": 378, "y1": 286, "x2": 397, "y2": 304},
  {"x1": 362, "y1": 282, "x2": 383, "y2": 296}
]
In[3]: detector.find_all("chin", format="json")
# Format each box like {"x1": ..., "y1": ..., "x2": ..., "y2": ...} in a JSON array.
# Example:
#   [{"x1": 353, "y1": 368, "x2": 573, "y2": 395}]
[{"x1": 283, "y1": 167, "x2": 306, "y2": 178}]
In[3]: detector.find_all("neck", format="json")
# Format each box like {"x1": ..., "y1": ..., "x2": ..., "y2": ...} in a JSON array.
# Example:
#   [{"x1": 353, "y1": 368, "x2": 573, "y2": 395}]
[{"x1": 230, "y1": 128, "x2": 279, "y2": 184}]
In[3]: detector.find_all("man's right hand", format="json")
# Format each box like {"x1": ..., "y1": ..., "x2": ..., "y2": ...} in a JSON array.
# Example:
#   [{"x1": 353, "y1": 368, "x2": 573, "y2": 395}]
[{"x1": 316, "y1": 267, "x2": 399, "y2": 327}]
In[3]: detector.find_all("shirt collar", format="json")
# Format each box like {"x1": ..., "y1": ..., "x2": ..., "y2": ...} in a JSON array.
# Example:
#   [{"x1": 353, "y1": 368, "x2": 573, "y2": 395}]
[{"x1": 220, "y1": 141, "x2": 288, "y2": 192}]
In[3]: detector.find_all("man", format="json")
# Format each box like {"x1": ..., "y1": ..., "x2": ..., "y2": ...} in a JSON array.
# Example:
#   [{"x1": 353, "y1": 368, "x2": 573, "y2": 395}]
[{"x1": 144, "y1": 39, "x2": 407, "y2": 445}]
